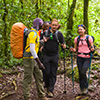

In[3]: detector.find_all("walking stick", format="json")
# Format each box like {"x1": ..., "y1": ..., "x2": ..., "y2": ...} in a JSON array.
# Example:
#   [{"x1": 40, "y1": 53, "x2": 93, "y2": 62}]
[
  {"x1": 63, "y1": 49, "x2": 66, "y2": 94},
  {"x1": 87, "y1": 53, "x2": 92, "y2": 92},
  {"x1": 71, "y1": 51, "x2": 74, "y2": 92}
]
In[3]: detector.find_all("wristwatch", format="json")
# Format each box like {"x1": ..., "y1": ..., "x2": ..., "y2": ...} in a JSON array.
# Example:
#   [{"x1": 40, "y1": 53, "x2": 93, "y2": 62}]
[{"x1": 91, "y1": 46, "x2": 93, "y2": 48}]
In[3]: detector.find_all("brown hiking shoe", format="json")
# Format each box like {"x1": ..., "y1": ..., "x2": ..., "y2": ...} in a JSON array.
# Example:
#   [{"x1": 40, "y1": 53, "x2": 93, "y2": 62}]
[
  {"x1": 47, "y1": 91, "x2": 54, "y2": 98},
  {"x1": 45, "y1": 87, "x2": 49, "y2": 94},
  {"x1": 80, "y1": 88, "x2": 88, "y2": 95}
]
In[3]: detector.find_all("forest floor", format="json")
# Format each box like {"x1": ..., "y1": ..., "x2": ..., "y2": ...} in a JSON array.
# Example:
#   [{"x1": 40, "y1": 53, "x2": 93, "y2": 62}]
[{"x1": 0, "y1": 50, "x2": 100, "y2": 100}]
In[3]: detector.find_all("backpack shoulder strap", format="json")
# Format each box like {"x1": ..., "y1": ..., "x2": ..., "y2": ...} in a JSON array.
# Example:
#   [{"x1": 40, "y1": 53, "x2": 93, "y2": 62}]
[
  {"x1": 77, "y1": 35, "x2": 80, "y2": 47},
  {"x1": 44, "y1": 30, "x2": 59, "y2": 43},
  {"x1": 41, "y1": 30, "x2": 43, "y2": 35},
  {"x1": 23, "y1": 29, "x2": 30, "y2": 52},
  {"x1": 55, "y1": 30, "x2": 59, "y2": 43},
  {"x1": 31, "y1": 29, "x2": 38, "y2": 43},
  {"x1": 45, "y1": 30, "x2": 48, "y2": 38},
  {"x1": 86, "y1": 35, "x2": 90, "y2": 48},
  {"x1": 24, "y1": 28, "x2": 34, "y2": 36},
  {"x1": 24, "y1": 29, "x2": 37, "y2": 52},
  {"x1": 30, "y1": 30, "x2": 37, "y2": 36}
]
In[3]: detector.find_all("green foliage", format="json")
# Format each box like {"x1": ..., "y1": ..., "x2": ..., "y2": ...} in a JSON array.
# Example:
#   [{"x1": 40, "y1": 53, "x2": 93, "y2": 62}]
[
  {"x1": 66, "y1": 66, "x2": 79, "y2": 83},
  {"x1": 73, "y1": 66, "x2": 79, "y2": 83},
  {"x1": 0, "y1": 57, "x2": 23, "y2": 68},
  {"x1": 0, "y1": 73, "x2": 3, "y2": 78},
  {"x1": 98, "y1": 79, "x2": 100, "y2": 84},
  {"x1": 91, "y1": 65, "x2": 99, "y2": 70},
  {"x1": 92, "y1": 75, "x2": 98, "y2": 80},
  {"x1": 1, "y1": 0, "x2": 100, "y2": 67}
]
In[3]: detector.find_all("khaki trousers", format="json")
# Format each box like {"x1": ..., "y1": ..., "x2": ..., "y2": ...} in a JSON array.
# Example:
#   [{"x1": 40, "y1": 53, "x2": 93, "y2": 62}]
[{"x1": 23, "y1": 58, "x2": 45, "y2": 100}]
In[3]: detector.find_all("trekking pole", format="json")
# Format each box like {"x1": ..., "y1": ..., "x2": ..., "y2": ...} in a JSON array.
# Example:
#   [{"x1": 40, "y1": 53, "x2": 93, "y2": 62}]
[
  {"x1": 71, "y1": 51, "x2": 74, "y2": 92},
  {"x1": 63, "y1": 49, "x2": 66, "y2": 94},
  {"x1": 87, "y1": 52, "x2": 92, "y2": 93}
]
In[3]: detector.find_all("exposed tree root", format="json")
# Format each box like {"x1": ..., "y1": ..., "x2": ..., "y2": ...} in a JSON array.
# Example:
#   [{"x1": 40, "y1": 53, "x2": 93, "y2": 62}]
[{"x1": 0, "y1": 91, "x2": 15, "y2": 100}]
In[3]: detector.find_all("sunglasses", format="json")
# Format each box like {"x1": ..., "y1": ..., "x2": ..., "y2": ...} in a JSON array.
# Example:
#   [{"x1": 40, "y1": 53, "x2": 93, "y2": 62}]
[{"x1": 78, "y1": 24, "x2": 83, "y2": 27}]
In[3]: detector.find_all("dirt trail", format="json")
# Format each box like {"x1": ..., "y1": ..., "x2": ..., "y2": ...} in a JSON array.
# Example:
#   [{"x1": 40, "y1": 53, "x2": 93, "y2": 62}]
[{"x1": 0, "y1": 56, "x2": 100, "y2": 100}]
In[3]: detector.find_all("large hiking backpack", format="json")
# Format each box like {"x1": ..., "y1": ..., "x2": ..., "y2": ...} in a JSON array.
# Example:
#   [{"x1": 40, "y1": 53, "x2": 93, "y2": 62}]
[
  {"x1": 77, "y1": 35, "x2": 95, "y2": 53},
  {"x1": 10, "y1": 22, "x2": 27, "y2": 59}
]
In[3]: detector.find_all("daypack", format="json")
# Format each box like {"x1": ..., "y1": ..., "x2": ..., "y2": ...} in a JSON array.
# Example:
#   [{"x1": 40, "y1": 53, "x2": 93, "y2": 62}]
[
  {"x1": 38, "y1": 29, "x2": 45, "y2": 40},
  {"x1": 77, "y1": 35, "x2": 95, "y2": 53},
  {"x1": 45, "y1": 30, "x2": 59, "y2": 43},
  {"x1": 10, "y1": 22, "x2": 36, "y2": 59},
  {"x1": 38, "y1": 30, "x2": 59, "y2": 49}
]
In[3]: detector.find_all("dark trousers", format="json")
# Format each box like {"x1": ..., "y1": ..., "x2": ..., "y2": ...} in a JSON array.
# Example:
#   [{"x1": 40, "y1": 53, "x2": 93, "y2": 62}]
[
  {"x1": 77, "y1": 56, "x2": 90, "y2": 90},
  {"x1": 43, "y1": 54, "x2": 58, "y2": 93},
  {"x1": 38, "y1": 51, "x2": 43, "y2": 63}
]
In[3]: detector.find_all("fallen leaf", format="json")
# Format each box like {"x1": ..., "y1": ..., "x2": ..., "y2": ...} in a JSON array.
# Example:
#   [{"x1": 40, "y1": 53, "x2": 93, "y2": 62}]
[
  {"x1": 2, "y1": 92, "x2": 5, "y2": 95},
  {"x1": 17, "y1": 73, "x2": 20, "y2": 78},
  {"x1": 12, "y1": 80, "x2": 17, "y2": 91},
  {"x1": 76, "y1": 96, "x2": 82, "y2": 99}
]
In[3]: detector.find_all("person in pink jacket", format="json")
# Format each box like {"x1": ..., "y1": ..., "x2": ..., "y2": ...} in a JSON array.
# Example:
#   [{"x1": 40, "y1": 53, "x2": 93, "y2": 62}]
[{"x1": 70, "y1": 24, "x2": 94, "y2": 94}]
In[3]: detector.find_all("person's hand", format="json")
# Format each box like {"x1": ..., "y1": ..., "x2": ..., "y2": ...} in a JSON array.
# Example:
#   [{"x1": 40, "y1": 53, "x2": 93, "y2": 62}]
[
  {"x1": 43, "y1": 36, "x2": 47, "y2": 42},
  {"x1": 38, "y1": 63, "x2": 45, "y2": 70},
  {"x1": 43, "y1": 36, "x2": 49, "y2": 42},
  {"x1": 70, "y1": 47, "x2": 73, "y2": 51},
  {"x1": 35, "y1": 58, "x2": 45, "y2": 70},
  {"x1": 70, "y1": 47, "x2": 76, "y2": 52},
  {"x1": 63, "y1": 44, "x2": 66, "y2": 49},
  {"x1": 40, "y1": 46, "x2": 43, "y2": 52},
  {"x1": 61, "y1": 43, "x2": 66, "y2": 49},
  {"x1": 90, "y1": 46, "x2": 94, "y2": 52}
]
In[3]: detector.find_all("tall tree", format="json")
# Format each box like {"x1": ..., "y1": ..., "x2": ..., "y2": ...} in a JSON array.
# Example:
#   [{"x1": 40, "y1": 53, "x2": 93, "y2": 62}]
[
  {"x1": 66, "y1": 0, "x2": 76, "y2": 47},
  {"x1": 36, "y1": 0, "x2": 39, "y2": 17},
  {"x1": 83, "y1": 0, "x2": 89, "y2": 34},
  {"x1": 20, "y1": 0, "x2": 24, "y2": 16},
  {"x1": 68, "y1": 0, "x2": 70, "y2": 8},
  {"x1": 2, "y1": 0, "x2": 9, "y2": 65}
]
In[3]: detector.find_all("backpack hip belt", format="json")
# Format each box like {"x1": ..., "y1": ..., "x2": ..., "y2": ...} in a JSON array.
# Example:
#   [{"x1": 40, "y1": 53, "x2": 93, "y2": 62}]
[
  {"x1": 78, "y1": 52, "x2": 90, "y2": 55},
  {"x1": 23, "y1": 52, "x2": 32, "y2": 57}
]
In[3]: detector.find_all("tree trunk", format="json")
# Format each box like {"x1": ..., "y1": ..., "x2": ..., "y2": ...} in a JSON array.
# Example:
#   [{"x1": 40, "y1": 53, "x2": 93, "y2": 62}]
[
  {"x1": 36, "y1": 0, "x2": 39, "y2": 17},
  {"x1": 68, "y1": 0, "x2": 70, "y2": 8},
  {"x1": 66, "y1": 0, "x2": 76, "y2": 47},
  {"x1": 2, "y1": 0, "x2": 9, "y2": 65},
  {"x1": 83, "y1": 0, "x2": 89, "y2": 34},
  {"x1": 40, "y1": 0, "x2": 41, "y2": 9},
  {"x1": 20, "y1": 0, "x2": 24, "y2": 16}
]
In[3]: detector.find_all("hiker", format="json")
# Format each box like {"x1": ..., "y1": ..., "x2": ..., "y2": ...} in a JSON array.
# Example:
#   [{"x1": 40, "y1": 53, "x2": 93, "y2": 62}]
[
  {"x1": 38, "y1": 21, "x2": 50, "y2": 40},
  {"x1": 23, "y1": 18, "x2": 48, "y2": 100},
  {"x1": 70, "y1": 24, "x2": 94, "y2": 94},
  {"x1": 48, "y1": 21, "x2": 51, "y2": 30},
  {"x1": 38, "y1": 22, "x2": 50, "y2": 82},
  {"x1": 42, "y1": 19, "x2": 66, "y2": 97},
  {"x1": 38, "y1": 21, "x2": 50, "y2": 62},
  {"x1": 48, "y1": 21, "x2": 61, "y2": 30}
]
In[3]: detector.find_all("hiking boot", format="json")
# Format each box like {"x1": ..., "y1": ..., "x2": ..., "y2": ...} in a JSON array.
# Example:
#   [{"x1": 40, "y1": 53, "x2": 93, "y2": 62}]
[
  {"x1": 45, "y1": 87, "x2": 49, "y2": 94},
  {"x1": 47, "y1": 91, "x2": 54, "y2": 98},
  {"x1": 80, "y1": 88, "x2": 88, "y2": 95},
  {"x1": 83, "y1": 88, "x2": 88, "y2": 94},
  {"x1": 37, "y1": 97, "x2": 49, "y2": 100}
]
